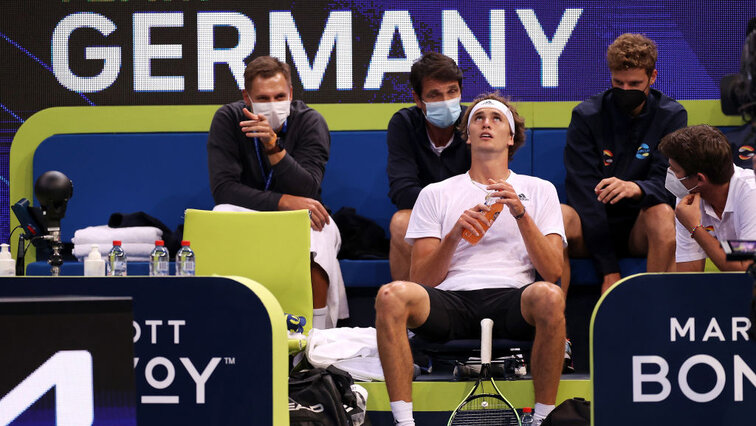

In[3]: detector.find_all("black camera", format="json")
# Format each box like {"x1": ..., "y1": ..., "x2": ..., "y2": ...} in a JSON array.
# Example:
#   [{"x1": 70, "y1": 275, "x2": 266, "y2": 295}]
[
  {"x1": 720, "y1": 18, "x2": 756, "y2": 121},
  {"x1": 721, "y1": 240, "x2": 756, "y2": 340}
]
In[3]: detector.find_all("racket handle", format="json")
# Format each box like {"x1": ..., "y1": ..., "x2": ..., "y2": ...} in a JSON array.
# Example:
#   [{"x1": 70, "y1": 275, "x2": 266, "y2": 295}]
[{"x1": 480, "y1": 318, "x2": 493, "y2": 364}]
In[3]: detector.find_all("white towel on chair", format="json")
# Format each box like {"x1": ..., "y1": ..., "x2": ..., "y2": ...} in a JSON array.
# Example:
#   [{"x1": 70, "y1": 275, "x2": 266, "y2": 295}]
[
  {"x1": 306, "y1": 327, "x2": 384, "y2": 381},
  {"x1": 213, "y1": 204, "x2": 349, "y2": 327},
  {"x1": 74, "y1": 242, "x2": 155, "y2": 262},
  {"x1": 72, "y1": 225, "x2": 163, "y2": 245}
]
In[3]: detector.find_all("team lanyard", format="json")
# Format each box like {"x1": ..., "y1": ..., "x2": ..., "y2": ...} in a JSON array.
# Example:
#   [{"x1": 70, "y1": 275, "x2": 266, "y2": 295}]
[{"x1": 253, "y1": 120, "x2": 287, "y2": 191}]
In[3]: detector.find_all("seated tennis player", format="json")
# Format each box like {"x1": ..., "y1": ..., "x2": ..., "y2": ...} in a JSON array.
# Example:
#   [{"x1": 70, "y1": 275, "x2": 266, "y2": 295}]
[{"x1": 375, "y1": 93, "x2": 567, "y2": 426}]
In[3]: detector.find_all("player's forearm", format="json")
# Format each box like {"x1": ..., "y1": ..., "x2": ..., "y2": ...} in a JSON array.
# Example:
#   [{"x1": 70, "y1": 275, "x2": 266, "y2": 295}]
[
  {"x1": 409, "y1": 235, "x2": 459, "y2": 287},
  {"x1": 517, "y1": 214, "x2": 563, "y2": 283},
  {"x1": 695, "y1": 231, "x2": 751, "y2": 271}
]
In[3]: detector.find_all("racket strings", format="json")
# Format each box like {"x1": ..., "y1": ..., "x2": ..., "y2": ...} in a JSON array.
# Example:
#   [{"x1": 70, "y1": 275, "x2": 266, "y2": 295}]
[{"x1": 450, "y1": 393, "x2": 519, "y2": 425}]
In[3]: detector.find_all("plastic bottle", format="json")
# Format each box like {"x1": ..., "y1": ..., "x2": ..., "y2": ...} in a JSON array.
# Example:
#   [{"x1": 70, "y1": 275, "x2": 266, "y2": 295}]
[
  {"x1": 461, "y1": 195, "x2": 504, "y2": 244},
  {"x1": 521, "y1": 407, "x2": 534, "y2": 426},
  {"x1": 0, "y1": 243, "x2": 15, "y2": 276},
  {"x1": 149, "y1": 240, "x2": 170, "y2": 276},
  {"x1": 175, "y1": 240, "x2": 195, "y2": 276},
  {"x1": 107, "y1": 240, "x2": 127, "y2": 276},
  {"x1": 84, "y1": 244, "x2": 106, "y2": 276}
]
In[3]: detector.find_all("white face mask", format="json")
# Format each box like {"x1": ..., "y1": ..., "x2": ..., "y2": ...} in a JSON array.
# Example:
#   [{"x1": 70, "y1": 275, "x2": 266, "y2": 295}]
[
  {"x1": 252, "y1": 99, "x2": 291, "y2": 131},
  {"x1": 664, "y1": 168, "x2": 697, "y2": 199}
]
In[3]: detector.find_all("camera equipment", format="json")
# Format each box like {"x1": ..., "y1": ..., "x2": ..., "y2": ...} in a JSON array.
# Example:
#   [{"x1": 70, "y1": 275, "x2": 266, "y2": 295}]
[
  {"x1": 720, "y1": 18, "x2": 756, "y2": 121},
  {"x1": 722, "y1": 240, "x2": 756, "y2": 340},
  {"x1": 32, "y1": 171, "x2": 74, "y2": 276}
]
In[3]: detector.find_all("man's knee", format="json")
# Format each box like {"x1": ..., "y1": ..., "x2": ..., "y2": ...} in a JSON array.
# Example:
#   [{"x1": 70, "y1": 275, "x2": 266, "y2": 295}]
[
  {"x1": 375, "y1": 281, "x2": 415, "y2": 317},
  {"x1": 561, "y1": 204, "x2": 581, "y2": 239},
  {"x1": 389, "y1": 210, "x2": 412, "y2": 241},
  {"x1": 523, "y1": 282, "x2": 566, "y2": 324},
  {"x1": 643, "y1": 204, "x2": 676, "y2": 238}
]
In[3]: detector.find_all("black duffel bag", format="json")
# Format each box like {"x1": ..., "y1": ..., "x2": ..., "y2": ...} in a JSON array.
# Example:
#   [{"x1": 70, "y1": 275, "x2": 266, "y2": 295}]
[{"x1": 289, "y1": 366, "x2": 366, "y2": 425}]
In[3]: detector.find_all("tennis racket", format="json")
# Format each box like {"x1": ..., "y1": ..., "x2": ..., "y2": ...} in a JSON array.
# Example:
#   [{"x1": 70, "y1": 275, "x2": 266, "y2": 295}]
[{"x1": 447, "y1": 318, "x2": 521, "y2": 426}]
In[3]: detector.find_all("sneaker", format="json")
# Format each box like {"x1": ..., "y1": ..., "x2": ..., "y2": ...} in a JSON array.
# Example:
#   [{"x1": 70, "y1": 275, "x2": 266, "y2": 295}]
[{"x1": 563, "y1": 339, "x2": 575, "y2": 374}]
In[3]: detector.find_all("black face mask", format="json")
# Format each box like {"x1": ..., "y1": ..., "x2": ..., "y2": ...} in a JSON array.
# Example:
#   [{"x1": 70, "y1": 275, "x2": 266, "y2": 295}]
[{"x1": 611, "y1": 87, "x2": 647, "y2": 114}]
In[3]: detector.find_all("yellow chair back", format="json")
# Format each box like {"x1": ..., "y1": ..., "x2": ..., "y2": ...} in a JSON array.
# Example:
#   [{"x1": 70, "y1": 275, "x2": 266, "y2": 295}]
[{"x1": 183, "y1": 209, "x2": 313, "y2": 332}]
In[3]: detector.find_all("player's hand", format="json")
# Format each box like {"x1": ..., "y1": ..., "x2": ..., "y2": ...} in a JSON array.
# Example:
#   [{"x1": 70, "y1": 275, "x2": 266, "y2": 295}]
[
  {"x1": 278, "y1": 194, "x2": 330, "y2": 231},
  {"x1": 675, "y1": 193, "x2": 701, "y2": 231},
  {"x1": 240, "y1": 107, "x2": 276, "y2": 147},
  {"x1": 452, "y1": 203, "x2": 492, "y2": 241},
  {"x1": 594, "y1": 177, "x2": 642, "y2": 204},
  {"x1": 487, "y1": 178, "x2": 525, "y2": 218}
]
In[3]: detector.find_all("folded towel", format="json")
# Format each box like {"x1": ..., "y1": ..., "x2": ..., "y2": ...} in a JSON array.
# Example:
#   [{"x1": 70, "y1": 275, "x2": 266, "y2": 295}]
[
  {"x1": 74, "y1": 242, "x2": 155, "y2": 262},
  {"x1": 306, "y1": 327, "x2": 384, "y2": 381},
  {"x1": 72, "y1": 225, "x2": 162, "y2": 245}
]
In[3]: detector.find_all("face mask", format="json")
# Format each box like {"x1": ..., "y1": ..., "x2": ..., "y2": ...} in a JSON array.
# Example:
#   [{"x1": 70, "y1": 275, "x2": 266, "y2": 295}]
[
  {"x1": 611, "y1": 87, "x2": 647, "y2": 114},
  {"x1": 252, "y1": 99, "x2": 291, "y2": 131},
  {"x1": 665, "y1": 168, "x2": 697, "y2": 199},
  {"x1": 423, "y1": 97, "x2": 461, "y2": 128}
]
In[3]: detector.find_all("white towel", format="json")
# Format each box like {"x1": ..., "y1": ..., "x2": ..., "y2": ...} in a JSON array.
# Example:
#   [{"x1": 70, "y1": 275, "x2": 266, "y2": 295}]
[
  {"x1": 72, "y1": 225, "x2": 163, "y2": 245},
  {"x1": 74, "y1": 243, "x2": 155, "y2": 262},
  {"x1": 213, "y1": 204, "x2": 349, "y2": 327},
  {"x1": 306, "y1": 327, "x2": 384, "y2": 382}
]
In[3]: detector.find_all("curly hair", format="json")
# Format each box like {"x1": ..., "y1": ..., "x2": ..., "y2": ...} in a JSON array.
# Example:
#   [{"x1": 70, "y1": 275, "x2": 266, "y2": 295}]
[
  {"x1": 606, "y1": 33, "x2": 657, "y2": 76},
  {"x1": 458, "y1": 93, "x2": 526, "y2": 161}
]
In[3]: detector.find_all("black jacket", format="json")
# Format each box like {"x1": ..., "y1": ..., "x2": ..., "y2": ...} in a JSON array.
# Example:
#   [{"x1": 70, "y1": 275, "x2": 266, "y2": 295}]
[
  {"x1": 207, "y1": 100, "x2": 330, "y2": 211},
  {"x1": 386, "y1": 106, "x2": 470, "y2": 210},
  {"x1": 564, "y1": 88, "x2": 687, "y2": 276}
]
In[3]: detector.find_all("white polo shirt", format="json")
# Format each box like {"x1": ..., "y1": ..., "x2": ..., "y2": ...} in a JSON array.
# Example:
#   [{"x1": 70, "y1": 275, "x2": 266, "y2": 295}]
[
  {"x1": 675, "y1": 165, "x2": 756, "y2": 262},
  {"x1": 405, "y1": 171, "x2": 566, "y2": 291}
]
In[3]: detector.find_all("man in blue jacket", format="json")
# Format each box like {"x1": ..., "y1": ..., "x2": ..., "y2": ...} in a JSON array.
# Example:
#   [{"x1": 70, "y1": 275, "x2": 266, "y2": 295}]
[
  {"x1": 387, "y1": 52, "x2": 470, "y2": 280},
  {"x1": 562, "y1": 34, "x2": 687, "y2": 294}
]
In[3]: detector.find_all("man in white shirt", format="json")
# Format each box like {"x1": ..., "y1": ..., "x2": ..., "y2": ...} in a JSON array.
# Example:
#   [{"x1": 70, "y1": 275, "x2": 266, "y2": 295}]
[
  {"x1": 658, "y1": 124, "x2": 756, "y2": 271},
  {"x1": 375, "y1": 94, "x2": 566, "y2": 426}
]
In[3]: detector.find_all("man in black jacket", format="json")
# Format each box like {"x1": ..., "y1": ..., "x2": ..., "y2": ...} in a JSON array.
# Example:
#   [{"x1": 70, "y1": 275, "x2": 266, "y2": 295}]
[
  {"x1": 562, "y1": 34, "x2": 687, "y2": 294},
  {"x1": 387, "y1": 52, "x2": 470, "y2": 280},
  {"x1": 207, "y1": 56, "x2": 347, "y2": 328}
]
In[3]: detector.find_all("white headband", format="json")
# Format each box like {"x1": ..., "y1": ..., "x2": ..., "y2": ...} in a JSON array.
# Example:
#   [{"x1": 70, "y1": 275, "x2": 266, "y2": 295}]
[{"x1": 467, "y1": 99, "x2": 516, "y2": 136}]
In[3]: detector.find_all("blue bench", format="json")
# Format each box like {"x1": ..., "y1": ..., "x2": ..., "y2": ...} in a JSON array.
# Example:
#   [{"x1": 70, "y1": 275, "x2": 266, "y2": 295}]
[{"x1": 27, "y1": 127, "x2": 644, "y2": 284}]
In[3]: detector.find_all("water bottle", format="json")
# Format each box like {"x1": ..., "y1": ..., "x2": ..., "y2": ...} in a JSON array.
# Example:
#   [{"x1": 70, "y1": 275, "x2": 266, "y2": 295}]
[
  {"x1": 521, "y1": 407, "x2": 534, "y2": 426},
  {"x1": 175, "y1": 240, "x2": 195, "y2": 276},
  {"x1": 149, "y1": 240, "x2": 169, "y2": 276},
  {"x1": 107, "y1": 240, "x2": 127, "y2": 276}
]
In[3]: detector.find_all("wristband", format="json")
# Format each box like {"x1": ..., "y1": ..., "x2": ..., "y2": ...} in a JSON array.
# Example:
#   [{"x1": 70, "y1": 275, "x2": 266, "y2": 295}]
[
  {"x1": 514, "y1": 209, "x2": 526, "y2": 220},
  {"x1": 689, "y1": 224, "x2": 704, "y2": 238}
]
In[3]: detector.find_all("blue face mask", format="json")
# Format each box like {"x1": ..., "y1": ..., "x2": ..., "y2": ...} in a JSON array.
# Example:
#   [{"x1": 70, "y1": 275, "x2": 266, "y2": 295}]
[{"x1": 423, "y1": 97, "x2": 461, "y2": 128}]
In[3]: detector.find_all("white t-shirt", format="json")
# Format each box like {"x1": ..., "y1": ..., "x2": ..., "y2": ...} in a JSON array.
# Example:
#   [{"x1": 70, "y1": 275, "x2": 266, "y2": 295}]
[
  {"x1": 405, "y1": 171, "x2": 566, "y2": 291},
  {"x1": 676, "y1": 165, "x2": 756, "y2": 262}
]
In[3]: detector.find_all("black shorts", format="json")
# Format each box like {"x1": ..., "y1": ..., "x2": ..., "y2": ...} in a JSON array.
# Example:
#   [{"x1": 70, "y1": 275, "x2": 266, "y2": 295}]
[{"x1": 410, "y1": 285, "x2": 535, "y2": 342}]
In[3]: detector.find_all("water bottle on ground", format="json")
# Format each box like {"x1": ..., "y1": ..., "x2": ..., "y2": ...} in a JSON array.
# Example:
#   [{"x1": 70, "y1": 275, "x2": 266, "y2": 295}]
[
  {"x1": 149, "y1": 240, "x2": 169, "y2": 276},
  {"x1": 521, "y1": 407, "x2": 534, "y2": 425},
  {"x1": 175, "y1": 240, "x2": 195, "y2": 276},
  {"x1": 107, "y1": 240, "x2": 127, "y2": 276}
]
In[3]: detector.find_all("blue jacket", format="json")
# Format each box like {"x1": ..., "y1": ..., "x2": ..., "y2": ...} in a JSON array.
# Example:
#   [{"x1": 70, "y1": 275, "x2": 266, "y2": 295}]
[
  {"x1": 386, "y1": 106, "x2": 470, "y2": 210},
  {"x1": 564, "y1": 88, "x2": 687, "y2": 276}
]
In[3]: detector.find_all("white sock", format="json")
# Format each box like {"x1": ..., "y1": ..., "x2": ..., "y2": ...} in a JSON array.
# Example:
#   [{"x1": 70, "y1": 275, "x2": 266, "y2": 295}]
[
  {"x1": 313, "y1": 307, "x2": 327, "y2": 329},
  {"x1": 390, "y1": 400, "x2": 414, "y2": 426},
  {"x1": 534, "y1": 402, "x2": 555, "y2": 423}
]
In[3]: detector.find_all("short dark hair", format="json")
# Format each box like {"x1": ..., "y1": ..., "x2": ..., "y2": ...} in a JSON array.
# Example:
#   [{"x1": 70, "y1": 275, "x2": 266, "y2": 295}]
[
  {"x1": 410, "y1": 52, "x2": 463, "y2": 97},
  {"x1": 658, "y1": 125, "x2": 734, "y2": 185},
  {"x1": 458, "y1": 92, "x2": 526, "y2": 161},
  {"x1": 244, "y1": 56, "x2": 292, "y2": 92},
  {"x1": 606, "y1": 33, "x2": 657, "y2": 76}
]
